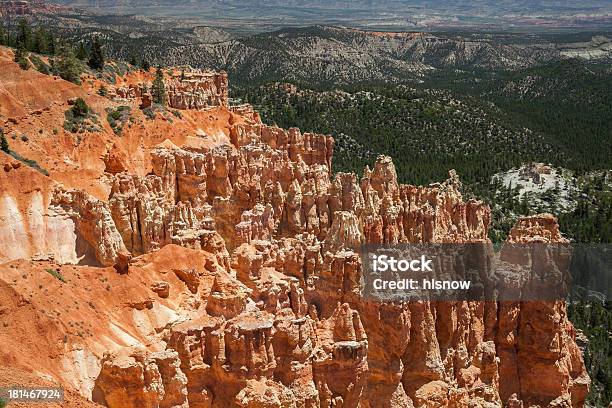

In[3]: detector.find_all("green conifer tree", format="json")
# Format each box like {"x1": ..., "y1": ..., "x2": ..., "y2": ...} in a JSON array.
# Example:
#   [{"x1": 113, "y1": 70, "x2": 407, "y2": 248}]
[
  {"x1": 1, "y1": 128, "x2": 9, "y2": 153},
  {"x1": 129, "y1": 53, "x2": 138, "y2": 66},
  {"x1": 53, "y1": 47, "x2": 83, "y2": 84},
  {"x1": 141, "y1": 58, "x2": 151, "y2": 72},
  {"x1": 17, "y1": 18, "x2": 32, "y2": 50},
  {"x1": 152, "y1": 67, "x2": 166, "y2": 105},
  {"x1": 76, "y1": 42, "x2": 88, "y2": 60},
  {"x1": 47, "y1": 33, "x2": 56, "y2": 55},
  {"x1": 87, "y1": 37, "x2": 104, "y2": 70},
  {"x1": 32, "y1": 28, "x2": 47, "y2": 54},
  {"x1": 0, "y1": 24, "x2": 8, "y2": 46},
  {"x1": 14, "y1": 44, "x2": 30, "y2": 70}
]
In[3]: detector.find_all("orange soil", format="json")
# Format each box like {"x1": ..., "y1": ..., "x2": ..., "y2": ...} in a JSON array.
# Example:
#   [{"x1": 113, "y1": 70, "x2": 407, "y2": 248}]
[
  {"x1": 0, "y1": 46, "x2": 239, "y2": 201},
  {"x1": 0, "y1": 245, "x2": 221, "y2": 402}
]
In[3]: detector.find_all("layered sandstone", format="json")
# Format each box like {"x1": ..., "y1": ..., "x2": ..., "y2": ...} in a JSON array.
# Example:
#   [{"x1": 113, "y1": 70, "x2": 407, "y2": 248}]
[
  {"x1": 497, "y1": 215, "x2": 589, "y2": 407},
  {"x1": 90, "y1": 128, "x2": 587, "y2": 407},
  {"x1": 0, "y1": 53, "x2": 589, "y2": 408},
  {"x1": 166, "y1": 70, "x2": 229, "y2": 110}
]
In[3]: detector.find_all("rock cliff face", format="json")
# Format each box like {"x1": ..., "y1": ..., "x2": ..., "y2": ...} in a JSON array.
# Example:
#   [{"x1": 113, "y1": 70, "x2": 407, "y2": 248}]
[
  {"x1": 0, "y1": 60, "x2": 588, "y2": 408},
  {"x1": 498, "y1": 215, "x2": 590, "y2": 407},
  {"x1": 0, "y1": 156, "x2": 80, "y2": 264},
  {"x1": 87, "y1": 111, "x2": 586, "y2": 406},
  {"x1": 108, "y1": 69, "x2": 229, "y2": 111},
  {"x1": 166, "y1": 70, "x2": 229, "y2": 110}
]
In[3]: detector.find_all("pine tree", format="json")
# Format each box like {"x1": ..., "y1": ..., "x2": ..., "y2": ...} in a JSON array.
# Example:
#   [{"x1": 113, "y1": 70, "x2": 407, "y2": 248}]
[
  {"x1": 47, "y1": 33, "x2": 56, "y2": 55},
  {"x1": 53, "y1": 47, "x2": 83, "y2": 84},
  {"x1": 141, "y1": 58, "x2": 151, "y2": 72},
  {"x1": 152, "y1": 67, "x2": 166, "y2": 105},
  {"x1": 1, "y1": 128, "x2": 9, "y2": 154},
  {"x1": 129, "y1": 53, "x2": 138, "y2": 66},
  {"x1": 17, "y1": 18, "x2": 32, "y2": 50},
  {"x1": 14, "y1": 44, "x2": 30, "y2": 70},
  {"x1": 76, "y1": 42, "x2": 88, "y2": 60},
  {"x1": 13, "y1": 45, "x2": 23, "y2": 63},
  {"x1": 31, "y1": 28, "x2": 46, "y2": 54},
  {"x1": 87, "y1": 37, "x2": 104, "y2": 70},
  {"x1": 0, "y1": 24, "x2": 7, "y2": 46}
]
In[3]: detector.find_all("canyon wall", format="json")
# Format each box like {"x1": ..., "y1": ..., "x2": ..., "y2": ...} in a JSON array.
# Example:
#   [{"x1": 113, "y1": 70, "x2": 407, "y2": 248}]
[
  {"x1": 110, "y1": 69, "x2": 229, "y2": 111},
  {"x1": 89, "y1": 114, "x2": 588, "y2": 407},
  {"x1": 166, "y1": 70, "x2": 229, "y2": 110},
  {"x1": 0, "y1": 57, "x2": 589, "y2": 407}
]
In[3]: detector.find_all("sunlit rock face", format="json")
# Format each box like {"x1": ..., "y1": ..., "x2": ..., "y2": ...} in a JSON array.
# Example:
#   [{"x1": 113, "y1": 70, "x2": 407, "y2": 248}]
[
  {"x1": 90, "y1": 124, "x2": 587, "y2": 407},
  {"x1": 166, "y1": 70, "x2": 229, "y2": 110},
  {"x1": 0, "y1": 59, "x2": 587, "y2": 408}
]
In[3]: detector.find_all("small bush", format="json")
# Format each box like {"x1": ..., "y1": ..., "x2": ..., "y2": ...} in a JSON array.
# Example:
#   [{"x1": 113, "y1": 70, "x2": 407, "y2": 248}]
[
  {"x1": 1, "y1": 129, "x2": 9, "y2": 153},
  {"x1": 30, "y1": 54, "x2": 50, "y2": 75},
  {"x1": 142, "y1": 104, "x2": 177, "y2": 122},
  {"x1": 14, "y1": 46, "x2": 30, "y2": 70},
  {"x1": 98, "y1": 85, "x2": 108, "y2": 97},
  {"x1": 72, "y1": 98, "x2": 89, "y2": 117},
  {"x1": 52, "y1": 49, "x2": 84, "y2": 84},
  {"x1": 45, "y1": 268, "x2": 66, "y2": 283},
  {"x1": 64, "y1": 101, "x2": 101, "y2": 134},
  {"x1": 142, "y1": 106, "x2": 157, "y2": 120},
  {"x1": 106, "y1": 105, "x2": 131, "y2": 135},
  {"x1": 18, "y1": 56, "x2": 31, "y2": 70}
]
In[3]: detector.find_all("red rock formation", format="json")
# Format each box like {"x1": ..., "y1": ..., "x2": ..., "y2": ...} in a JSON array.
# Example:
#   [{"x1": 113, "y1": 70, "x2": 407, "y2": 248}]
[
  {"x1": 0, "y1": 54, "x2": 589, "y2": 408},
  {"x1": 166, "y1": 70, "x2": 229, "y2": 110},
  {"x1": 497, "y1": 214, "x2": 589, "y2": 407},
  {"x1": 87, "y1": 130, "x2": 588, "y2": 407},
  {"x1": 91, "y1": 138, "x2": 587, "y2": 408},
  {"x1": 93, "y1": 348, "x2": 189, "y2": 408},
  {"x1": 51, "y1": 186, "x2": 128, "y2": 266}
]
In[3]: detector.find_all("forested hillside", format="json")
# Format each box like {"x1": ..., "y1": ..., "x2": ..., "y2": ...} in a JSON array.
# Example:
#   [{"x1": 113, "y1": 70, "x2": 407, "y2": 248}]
[
  {"x1": 237, "y1": 58, "x2": 612, "y2": 238},
  {"x1": 239, "y1": 84, "x2": 553, "y2": 186},
  {"x1": 425, "y1": 59, "x2": 612, "y2": 171}
]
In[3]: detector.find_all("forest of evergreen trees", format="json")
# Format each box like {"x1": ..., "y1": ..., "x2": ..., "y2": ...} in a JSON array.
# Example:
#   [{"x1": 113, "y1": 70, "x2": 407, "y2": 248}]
[
  {"x1": 0, "y1": 18, "x2": 109, "y2": 83},
  {"x1": 0, "y1": 18, "x2": 57, "y2": 55}
]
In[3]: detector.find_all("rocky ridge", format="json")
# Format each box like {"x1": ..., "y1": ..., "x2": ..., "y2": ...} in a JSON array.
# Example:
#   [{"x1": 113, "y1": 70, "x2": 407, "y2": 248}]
[
  {"x1": 40, "y1": 24, "x2": 612, "y2": 86},
  {"x1": 111, "y1": 68, "x2": 229, "y2": 111}
]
